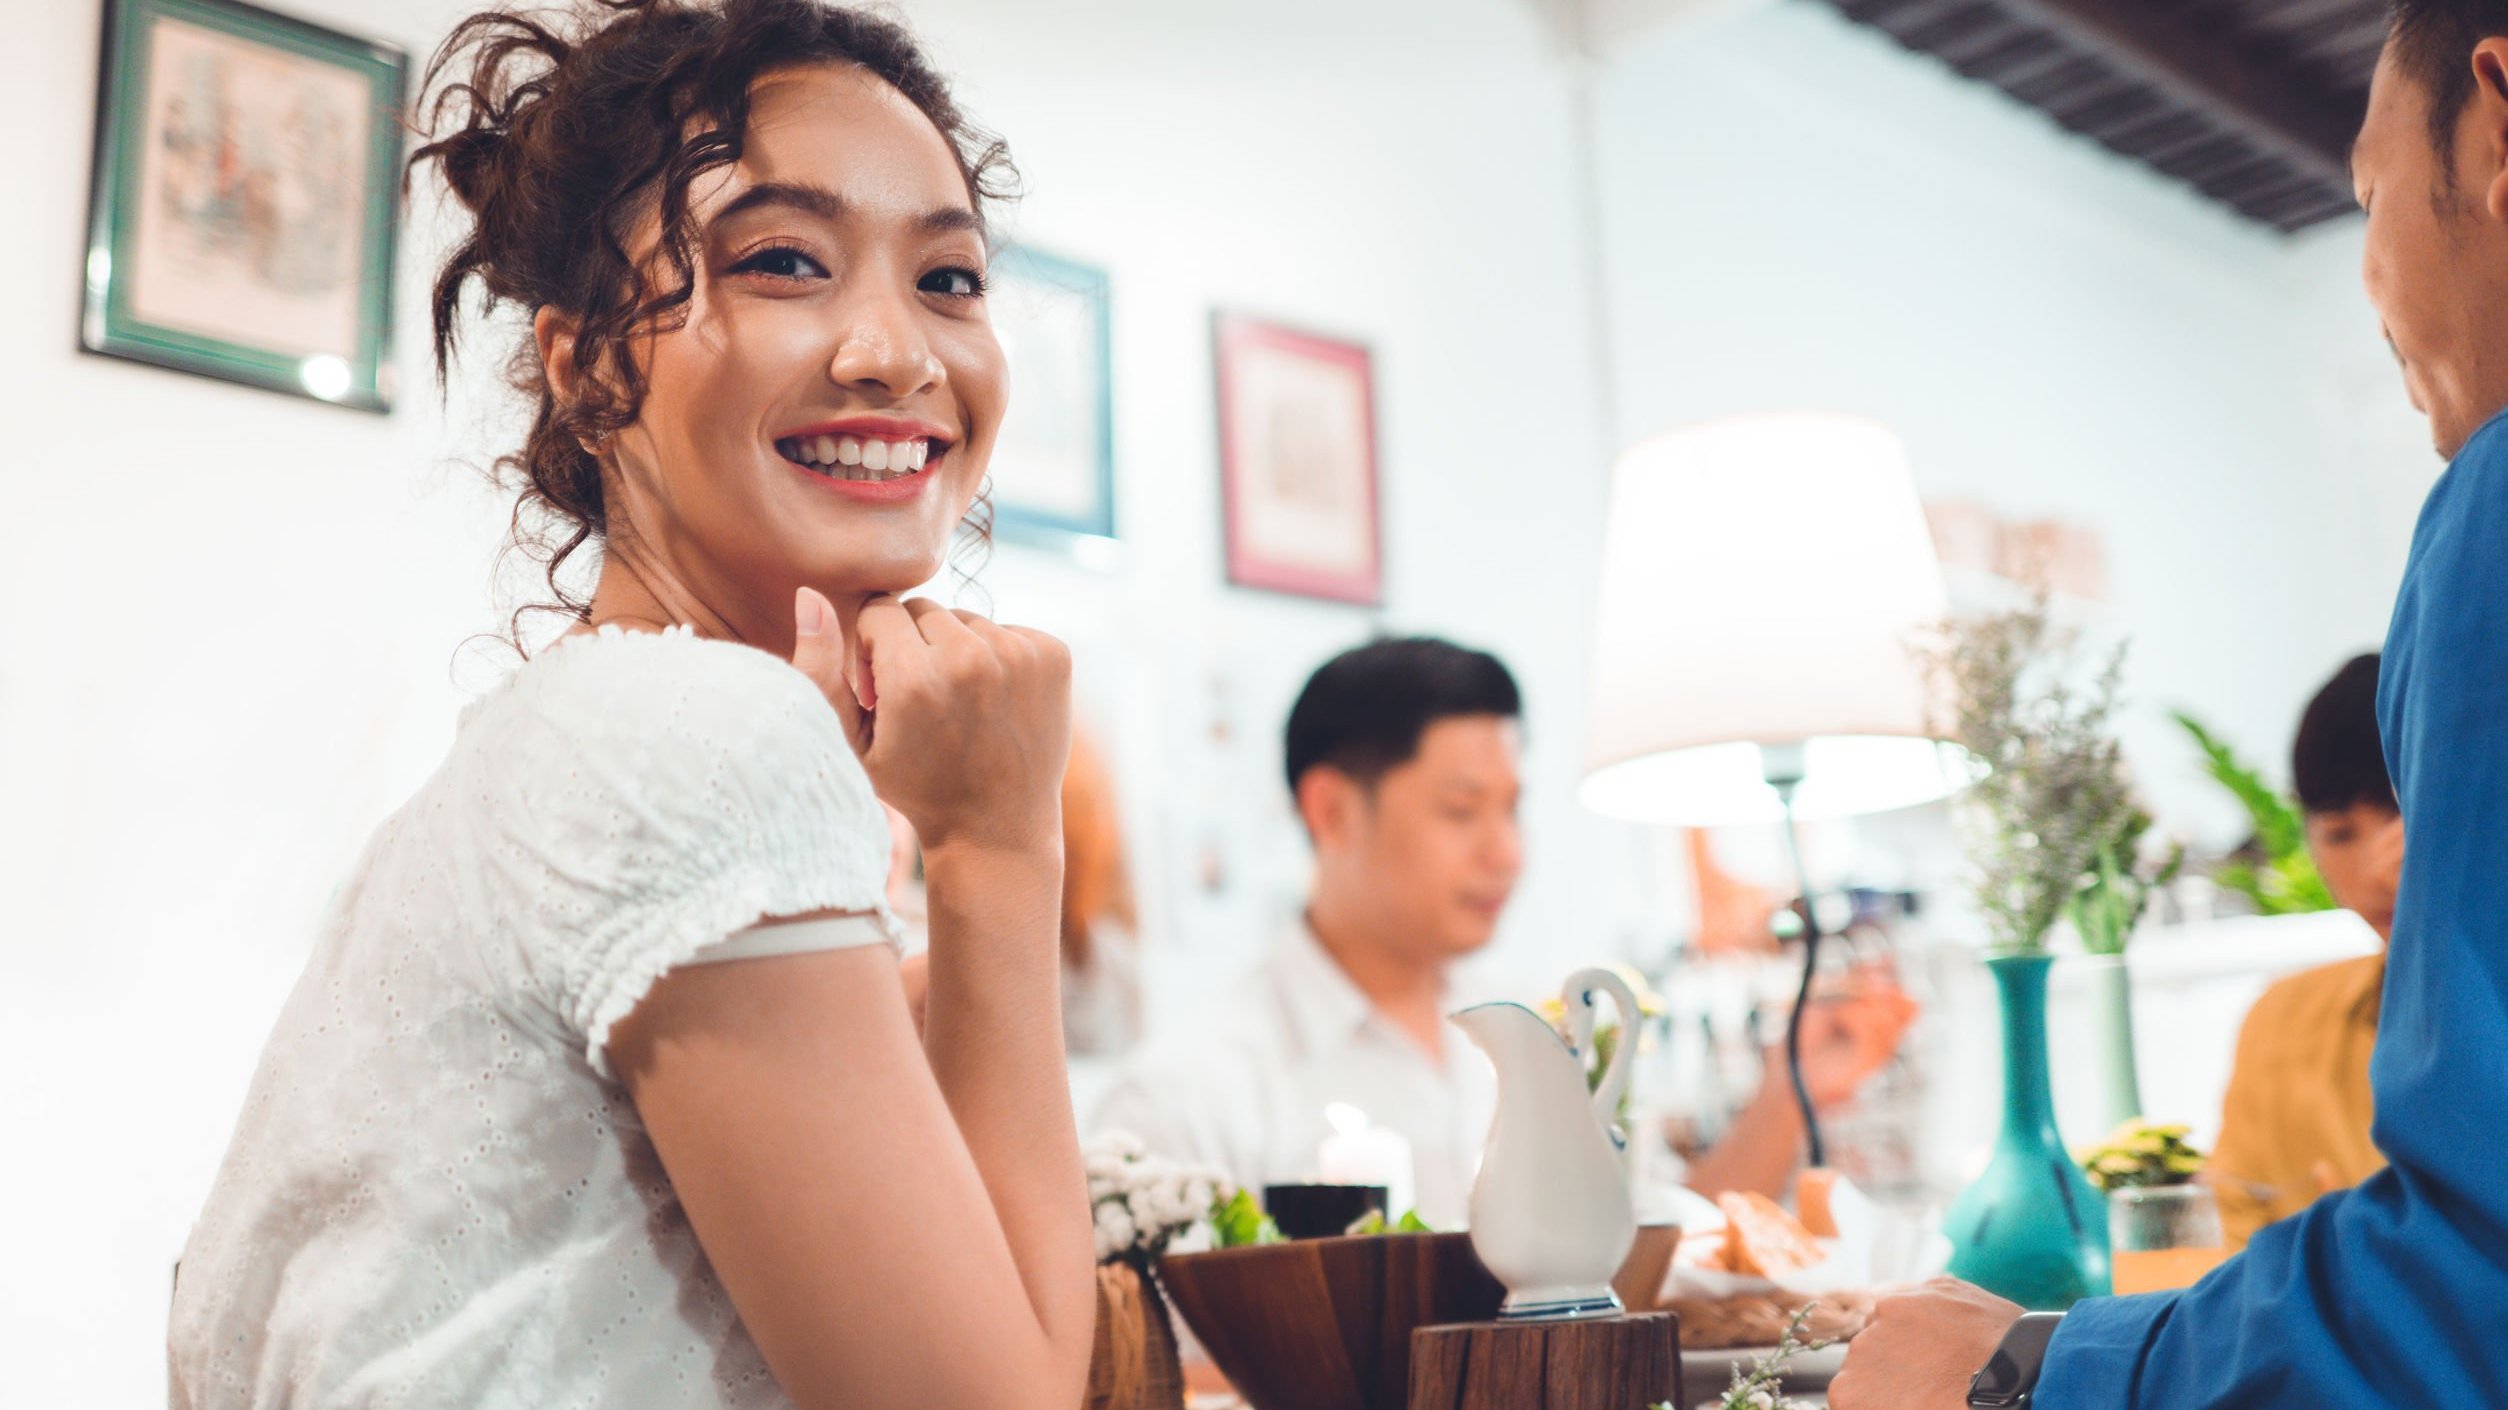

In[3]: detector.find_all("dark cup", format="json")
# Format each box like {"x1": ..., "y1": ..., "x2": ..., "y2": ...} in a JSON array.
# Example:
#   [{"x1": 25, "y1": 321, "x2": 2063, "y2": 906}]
[{"x1": 1261, "y1": 1183, "x2": 1388, "y2": 1240}]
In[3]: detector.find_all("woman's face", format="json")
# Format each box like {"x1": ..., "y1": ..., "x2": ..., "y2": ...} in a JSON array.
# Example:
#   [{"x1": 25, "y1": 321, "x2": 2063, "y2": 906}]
[
  {"x1": 2305, "y1": 802, "x2": 2403, "y2": 943},
  {"x1": 590, "y1": 63, "x2": 1004, "y2": 638}
]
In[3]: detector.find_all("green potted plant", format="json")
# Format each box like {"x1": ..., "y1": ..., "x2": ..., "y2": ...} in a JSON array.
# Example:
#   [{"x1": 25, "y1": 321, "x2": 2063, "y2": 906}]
[{"x1": 2078, "y1": 1120, "x2": 2226, "y2": 1295}]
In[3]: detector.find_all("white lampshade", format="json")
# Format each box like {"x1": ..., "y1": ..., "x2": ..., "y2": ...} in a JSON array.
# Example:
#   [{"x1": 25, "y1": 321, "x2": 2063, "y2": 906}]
[{"x1": 1579, "y1": 412, "x2": 1971, "y2": 827}]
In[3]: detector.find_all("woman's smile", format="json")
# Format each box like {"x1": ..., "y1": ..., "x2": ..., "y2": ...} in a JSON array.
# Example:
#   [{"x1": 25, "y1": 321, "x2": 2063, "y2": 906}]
[{"x1": 773, "y1": 412, "x2": 955, "y2": 502}]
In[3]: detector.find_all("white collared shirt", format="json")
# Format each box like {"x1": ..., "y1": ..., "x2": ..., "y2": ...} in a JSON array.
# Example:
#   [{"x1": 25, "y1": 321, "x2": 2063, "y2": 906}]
[{"x1": 1090, "y1": 921, "x2": 1496, "y2": 1228}]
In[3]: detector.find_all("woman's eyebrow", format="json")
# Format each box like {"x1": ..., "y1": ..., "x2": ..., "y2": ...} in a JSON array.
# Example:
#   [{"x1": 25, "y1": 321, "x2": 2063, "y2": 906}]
[{"x1": 709, "y1": 180, "x2": 981, "y2": 235}]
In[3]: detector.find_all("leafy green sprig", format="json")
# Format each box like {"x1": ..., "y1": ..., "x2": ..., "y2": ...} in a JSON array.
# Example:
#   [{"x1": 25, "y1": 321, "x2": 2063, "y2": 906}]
[
  {"x1": 2171, "y1": 711, "x2": 2336, "y2": 917},
  {"x1": 1919, "y1": 597, "x2": 2139, "y2": 955}
]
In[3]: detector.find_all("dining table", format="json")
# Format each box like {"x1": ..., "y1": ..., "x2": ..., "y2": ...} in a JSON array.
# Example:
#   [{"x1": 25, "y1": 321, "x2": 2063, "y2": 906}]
[{"x1": 1180, "y1": 1339, "x2": 1845, "y2": 1410}]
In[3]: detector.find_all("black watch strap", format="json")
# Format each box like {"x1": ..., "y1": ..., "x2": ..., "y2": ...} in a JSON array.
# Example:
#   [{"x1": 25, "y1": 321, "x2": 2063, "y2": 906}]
[{"x1": 1968, "y1": 1311, "x2": 2065, "y2": 1407}]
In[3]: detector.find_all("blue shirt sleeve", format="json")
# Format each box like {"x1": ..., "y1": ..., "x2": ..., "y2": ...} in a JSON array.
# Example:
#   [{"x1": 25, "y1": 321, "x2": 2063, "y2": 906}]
[{"x1": 2036, "y1": 410, "x2": 2508, "y2": 1409}]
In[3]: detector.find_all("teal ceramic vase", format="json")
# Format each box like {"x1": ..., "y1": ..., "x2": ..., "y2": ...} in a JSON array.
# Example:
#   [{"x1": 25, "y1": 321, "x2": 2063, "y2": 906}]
[{"x1": 1944, "y1": 953, "x2": 2112, "y2": 1309}]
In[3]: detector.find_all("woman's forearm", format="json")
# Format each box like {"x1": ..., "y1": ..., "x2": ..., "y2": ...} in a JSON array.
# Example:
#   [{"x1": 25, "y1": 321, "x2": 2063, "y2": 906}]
[{"x1": 920, "y1": 838, "x2": 1094, "y2": 1394}]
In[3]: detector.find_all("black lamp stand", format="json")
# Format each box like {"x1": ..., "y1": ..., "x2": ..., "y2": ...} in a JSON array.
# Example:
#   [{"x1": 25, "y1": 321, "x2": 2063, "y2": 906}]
[{"x1": 1760, "y1": 742, "x2": 1828, "y2": 1170}]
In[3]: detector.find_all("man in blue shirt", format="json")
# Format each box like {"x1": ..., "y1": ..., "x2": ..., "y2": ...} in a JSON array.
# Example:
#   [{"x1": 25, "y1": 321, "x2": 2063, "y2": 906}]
[{"x1": 1833, "y1": 5, "x2": 2508, "y2": 1405}]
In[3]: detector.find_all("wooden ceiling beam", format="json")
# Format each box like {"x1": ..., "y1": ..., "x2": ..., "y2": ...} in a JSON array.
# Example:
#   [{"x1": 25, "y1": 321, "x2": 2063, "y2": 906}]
[
  {"x1": 2244, "y1": 0, "x2": 2380, "y2": 34},
  {"x1": 1984, "y1": 0, "x2": 2360, "y2": 187},
  {"x1": 1950, "y1": 36, "x2": 2085, "y2": 90}
]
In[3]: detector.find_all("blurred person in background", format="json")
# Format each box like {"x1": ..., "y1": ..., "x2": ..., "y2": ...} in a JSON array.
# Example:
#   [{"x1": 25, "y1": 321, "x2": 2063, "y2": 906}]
[
  {"x1": 1060, "y1": 728, "x2": 1144, "y2": 1054},
  {"x1": 1092, "y1": 637, "x2": 1915, "y2": 1227},
  {"x1": 2209, "y1": 652, "x2": 2400, "y2": 1248}
]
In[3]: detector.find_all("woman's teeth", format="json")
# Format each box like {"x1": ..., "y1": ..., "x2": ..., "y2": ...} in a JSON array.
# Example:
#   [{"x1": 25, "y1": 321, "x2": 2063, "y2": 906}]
[{"x1": 775, "y1": 434, "x2": 934, "y2": 481}]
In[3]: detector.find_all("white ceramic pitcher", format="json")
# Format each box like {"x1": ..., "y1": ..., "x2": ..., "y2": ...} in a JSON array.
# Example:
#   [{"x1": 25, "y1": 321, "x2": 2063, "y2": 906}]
[{"x1": 1450, "y1": 967, "x2": 1640, "y2": 1320}]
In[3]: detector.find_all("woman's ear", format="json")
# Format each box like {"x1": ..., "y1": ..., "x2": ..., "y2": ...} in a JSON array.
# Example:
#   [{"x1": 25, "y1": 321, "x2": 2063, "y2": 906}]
[{"x1": 534, "y1": 306, "x2": 584, "y2": 406}]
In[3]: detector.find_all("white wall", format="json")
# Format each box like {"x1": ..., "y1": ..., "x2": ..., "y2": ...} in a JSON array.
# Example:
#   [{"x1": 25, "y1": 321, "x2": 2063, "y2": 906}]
[
  {"x1": 1, "y1": 1, "x2": 513, "y2": 1401},
  {"x1": 1588, "y1": 0, "x2": 2444, "y2": 846}
]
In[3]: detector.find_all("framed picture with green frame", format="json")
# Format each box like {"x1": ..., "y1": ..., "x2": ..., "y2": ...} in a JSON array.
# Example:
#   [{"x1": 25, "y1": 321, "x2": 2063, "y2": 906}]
[
  {"x1": 81, "y1": 0, "x2": 407, "y2": 411},
  {"x1": 985, "y1": 244, "x2": 1117, "y2": 545}
]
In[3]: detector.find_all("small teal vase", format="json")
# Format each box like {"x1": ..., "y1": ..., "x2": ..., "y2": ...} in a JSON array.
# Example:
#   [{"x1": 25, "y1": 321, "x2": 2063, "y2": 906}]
[{"x1": 1943, "y1": 953, "x2": 2112, "y2": 1309}]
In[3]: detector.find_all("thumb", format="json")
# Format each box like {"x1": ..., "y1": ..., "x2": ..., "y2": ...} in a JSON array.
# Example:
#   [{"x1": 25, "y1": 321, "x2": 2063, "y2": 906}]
[{"x1": 790, "y1": 587, "x2": 871, "y2": 747}]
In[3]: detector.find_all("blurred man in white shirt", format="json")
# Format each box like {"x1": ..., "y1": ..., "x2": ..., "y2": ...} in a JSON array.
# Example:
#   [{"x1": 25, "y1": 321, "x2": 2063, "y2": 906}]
[{"x1": 1092, "y1": 637, "x2": 1909, "y2": 1226}]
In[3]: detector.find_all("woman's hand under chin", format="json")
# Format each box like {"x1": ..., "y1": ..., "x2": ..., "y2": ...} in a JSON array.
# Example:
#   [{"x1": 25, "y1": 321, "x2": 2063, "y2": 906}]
[{"x1": 788, "y1": 585, "x2": 1070, "y2": 857}]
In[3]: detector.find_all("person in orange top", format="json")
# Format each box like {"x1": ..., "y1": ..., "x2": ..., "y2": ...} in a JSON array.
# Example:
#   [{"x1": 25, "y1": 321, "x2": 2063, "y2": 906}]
[{"x1": 2209, "y1": 653, "x2": 2402, "y2": 1249}]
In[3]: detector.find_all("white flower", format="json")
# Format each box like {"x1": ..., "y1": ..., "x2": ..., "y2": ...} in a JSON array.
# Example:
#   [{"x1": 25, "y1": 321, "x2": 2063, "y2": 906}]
[
  {"x1": 1079, "y1": 1133, "x2": 1235, "y2": 1261},
  {"x1": 1086, "y1": 1130, "x2": 1147, "y2": 1164},
  {"x1": 1094, "y1": 1200, "x2": 1138, "y2": 1262}
]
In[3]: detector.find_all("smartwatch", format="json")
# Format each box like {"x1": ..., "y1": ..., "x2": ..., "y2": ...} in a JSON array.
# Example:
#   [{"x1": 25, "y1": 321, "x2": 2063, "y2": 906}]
[{"x1": 1968, "y1": 1312, "x2": 2065, "y2": 1407}]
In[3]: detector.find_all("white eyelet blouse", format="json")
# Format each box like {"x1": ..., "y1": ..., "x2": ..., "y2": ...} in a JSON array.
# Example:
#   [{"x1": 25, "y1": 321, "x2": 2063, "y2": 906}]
[{"x1": 168, "y1": 627, "x2": 897, "y2": 1409}]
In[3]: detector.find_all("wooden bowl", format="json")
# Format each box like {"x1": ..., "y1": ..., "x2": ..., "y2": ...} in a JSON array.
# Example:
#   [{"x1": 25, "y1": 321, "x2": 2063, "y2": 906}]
[{"x1": 1157, "y1": 1232, "x2": 1504, "y2": 1410}]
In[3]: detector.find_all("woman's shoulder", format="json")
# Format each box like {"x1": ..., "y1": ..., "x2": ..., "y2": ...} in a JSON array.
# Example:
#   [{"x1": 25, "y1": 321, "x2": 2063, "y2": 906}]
[
  {"x1": 498, "y1": 623, "x2": 829, "y2": 733},
  {"x1": 455, "y1": 624, "x2": 877, "y2": 832}
]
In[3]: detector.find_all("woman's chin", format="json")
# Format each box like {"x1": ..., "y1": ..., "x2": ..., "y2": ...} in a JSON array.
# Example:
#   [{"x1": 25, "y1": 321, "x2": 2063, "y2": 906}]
[{"x1": 806, "y1": 554, "x2": 948, "y2": 601}]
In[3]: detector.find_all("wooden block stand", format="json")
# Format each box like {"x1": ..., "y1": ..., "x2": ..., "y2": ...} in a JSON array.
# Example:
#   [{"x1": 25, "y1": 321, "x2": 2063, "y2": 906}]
[{"x1": 1409, "y1": 1311, "x2": 1685, "y2": 1410}]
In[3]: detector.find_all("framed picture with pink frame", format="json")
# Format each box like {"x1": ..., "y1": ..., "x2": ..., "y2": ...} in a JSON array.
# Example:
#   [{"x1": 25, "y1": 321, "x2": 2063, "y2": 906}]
[{"x1": 1212, "y1": 313, "x2": 1384, "y2": 607}]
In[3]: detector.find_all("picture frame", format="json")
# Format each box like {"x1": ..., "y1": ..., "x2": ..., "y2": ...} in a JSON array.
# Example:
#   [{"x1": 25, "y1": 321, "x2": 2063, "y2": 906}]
[
  {"x1": 81, "y1": 0, "x2": 408, "y2": 412},
  {"x1": 1212, "y1": 313, "x2": 1384, "y2": 606},
  {"x1": 986, "y1": 245, "x2": 1116, "y2": 544}
]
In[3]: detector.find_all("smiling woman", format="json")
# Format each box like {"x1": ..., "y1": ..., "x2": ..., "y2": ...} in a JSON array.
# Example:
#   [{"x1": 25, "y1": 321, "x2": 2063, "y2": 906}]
[
  {"x1": 164, "y1": 5, "x2": 1093, "y2": 1410},
  {"x1": 418, "y1": 1, "x2": 1016, "y2": 640}
]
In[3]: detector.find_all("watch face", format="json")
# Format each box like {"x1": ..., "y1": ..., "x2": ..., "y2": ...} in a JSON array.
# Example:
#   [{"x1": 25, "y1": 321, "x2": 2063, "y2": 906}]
[
  {"x1": 1969, "y1": 1313, "x2": 2062, "y2": 1408},
  {"x1": 1968, "y1": 1347, "x2": 2028, "y2": 1404}
]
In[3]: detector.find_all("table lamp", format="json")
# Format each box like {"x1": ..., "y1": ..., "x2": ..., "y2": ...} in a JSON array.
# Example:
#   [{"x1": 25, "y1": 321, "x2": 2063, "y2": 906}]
[{"x1": 1579, "y1": 410, "x2": 1973, "y2": 1165}]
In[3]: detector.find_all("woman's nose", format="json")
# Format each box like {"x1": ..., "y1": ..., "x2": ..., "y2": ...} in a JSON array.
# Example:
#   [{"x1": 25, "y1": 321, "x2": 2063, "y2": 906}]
[{"x1": 826, "y1": 293, "x2": 942, "y2": 398}]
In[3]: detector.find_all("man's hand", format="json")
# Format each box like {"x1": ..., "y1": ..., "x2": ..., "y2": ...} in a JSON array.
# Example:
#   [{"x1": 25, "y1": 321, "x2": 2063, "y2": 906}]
[{"x1": 1828, "y1": 1277, "x2": 2026, "y2": 1410}]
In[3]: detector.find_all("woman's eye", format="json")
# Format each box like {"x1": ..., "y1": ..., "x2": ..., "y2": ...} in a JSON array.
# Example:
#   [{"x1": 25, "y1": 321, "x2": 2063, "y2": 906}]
[
  {"x1": 730, "y1": 246, "x2": 826, "y2": 280},
  {"x1": 920, "y1": 265, "x2": 986, "y2": 298}
]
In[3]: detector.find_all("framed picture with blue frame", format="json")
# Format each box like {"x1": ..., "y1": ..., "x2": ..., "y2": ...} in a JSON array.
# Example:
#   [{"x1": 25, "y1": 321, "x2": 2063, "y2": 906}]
[
  {"x1": 80, "y1": 0, "x2": 406, "y2": 411},
  {"x1": 985, "y1": 244, "x2": 1116, "y2": 544}
]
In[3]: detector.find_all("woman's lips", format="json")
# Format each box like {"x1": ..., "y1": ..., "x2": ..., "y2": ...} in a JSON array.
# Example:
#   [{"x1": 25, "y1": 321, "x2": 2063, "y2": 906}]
[
  {"x1": 775, "y1": 430, "x2": 937, "y2": 481},
  {"x1": 783, "y1": 441, "x2": 946, "y2": 503}
]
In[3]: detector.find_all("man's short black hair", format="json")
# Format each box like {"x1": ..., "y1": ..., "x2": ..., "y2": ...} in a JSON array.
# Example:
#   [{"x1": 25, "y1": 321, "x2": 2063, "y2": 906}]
[
  {"x1": 2293, "y1": 652, "x2": 2396, "y2": 815},
  {"x1": 2389, "y1": 2, "x2": 2508, "y2": 159},
  {"x1": 1283, "y1": 637, "x2": 1521, "y2": 795}
]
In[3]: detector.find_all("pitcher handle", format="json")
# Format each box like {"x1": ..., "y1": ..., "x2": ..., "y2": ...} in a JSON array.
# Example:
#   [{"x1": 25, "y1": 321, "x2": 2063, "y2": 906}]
[{"x1": 1561, "y1": 967, "x2": 1642, "y2": 1130}]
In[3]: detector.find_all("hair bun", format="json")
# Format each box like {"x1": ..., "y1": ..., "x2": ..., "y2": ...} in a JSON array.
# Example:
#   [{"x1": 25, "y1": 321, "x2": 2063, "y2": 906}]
[{"x1": 432, "y1": 124, "x2": 509, "y2": 216}]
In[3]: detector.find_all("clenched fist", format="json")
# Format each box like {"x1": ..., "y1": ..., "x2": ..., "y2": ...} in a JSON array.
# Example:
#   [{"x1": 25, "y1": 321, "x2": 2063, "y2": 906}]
[{"x1": 789, "y1": 586, "x2": 1071, "y2": 855}]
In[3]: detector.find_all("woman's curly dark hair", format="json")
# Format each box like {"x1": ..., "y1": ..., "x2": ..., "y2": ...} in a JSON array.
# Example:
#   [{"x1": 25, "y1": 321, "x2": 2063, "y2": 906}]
[{"x1": 408, "y1": 0, "x2": 1015, "y2": 637}]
